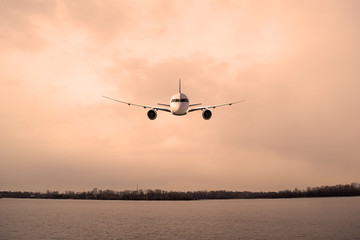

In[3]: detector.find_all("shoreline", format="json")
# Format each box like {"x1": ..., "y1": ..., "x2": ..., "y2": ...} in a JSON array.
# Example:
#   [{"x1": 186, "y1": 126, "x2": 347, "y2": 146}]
[{"x1": 2, "y1": 183, "x2": 360, "y2": 201}]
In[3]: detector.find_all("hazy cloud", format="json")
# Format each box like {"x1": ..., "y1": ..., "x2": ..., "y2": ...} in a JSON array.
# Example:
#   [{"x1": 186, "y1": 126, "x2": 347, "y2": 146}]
[{"x1": 1, "y1": 0, "x2": 359, "y2": 191}]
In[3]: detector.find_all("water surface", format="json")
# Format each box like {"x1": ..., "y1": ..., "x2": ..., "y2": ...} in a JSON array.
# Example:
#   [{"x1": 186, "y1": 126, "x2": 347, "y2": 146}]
[{"x1": 1, "y1": 197, "x2": 359, "y2": 239}]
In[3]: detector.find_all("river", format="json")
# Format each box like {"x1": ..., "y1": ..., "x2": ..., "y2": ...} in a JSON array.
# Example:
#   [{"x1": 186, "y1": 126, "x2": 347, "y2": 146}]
[{"x1": 1, "y1": 197, "x2": 359, "y2": 239}]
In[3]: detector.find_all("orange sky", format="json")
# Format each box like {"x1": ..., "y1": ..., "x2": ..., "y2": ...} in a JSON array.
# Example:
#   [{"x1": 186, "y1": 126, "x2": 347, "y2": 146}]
[{"x1": 1, "y1": 0, "x2": 359, "y2": 192}]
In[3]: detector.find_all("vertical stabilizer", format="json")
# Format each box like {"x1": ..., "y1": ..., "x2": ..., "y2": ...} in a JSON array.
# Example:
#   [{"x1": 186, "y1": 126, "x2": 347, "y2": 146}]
[{"x1": 179, "y1": 78, "x2": 182, "y2": 93}]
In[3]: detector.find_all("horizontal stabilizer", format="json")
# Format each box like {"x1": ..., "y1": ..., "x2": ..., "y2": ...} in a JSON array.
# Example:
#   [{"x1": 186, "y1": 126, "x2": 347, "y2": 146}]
[
  {"x1": 158, "y1": 103, "x2": 170, "y2": 107},
  {"x1": 189, "y1": 103, "x2": 202, "y2": 107}
]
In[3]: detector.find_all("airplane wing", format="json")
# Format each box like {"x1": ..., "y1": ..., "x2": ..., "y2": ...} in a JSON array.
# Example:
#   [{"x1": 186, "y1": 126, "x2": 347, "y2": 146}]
[
  {"x1": 188, "y1": 100, "x2": 245, "y2": 112},
  {"x1": 103, "y1": 96, "x2": 171, "y2": 112}
]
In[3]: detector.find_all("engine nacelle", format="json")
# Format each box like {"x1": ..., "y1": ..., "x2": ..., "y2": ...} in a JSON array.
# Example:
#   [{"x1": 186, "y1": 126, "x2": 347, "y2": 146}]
[
  {"x1": 202, "y1": 109, "x2": 212, "y2": 120},
  {"x1": 147, "y1": 109, "x2": 157, "y2": 120}
]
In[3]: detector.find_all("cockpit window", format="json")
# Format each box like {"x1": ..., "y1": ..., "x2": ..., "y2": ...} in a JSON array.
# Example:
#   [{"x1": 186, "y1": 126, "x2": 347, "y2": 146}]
[{"x1": 171, "y1": 99, "x2": 189, "y2": 102}]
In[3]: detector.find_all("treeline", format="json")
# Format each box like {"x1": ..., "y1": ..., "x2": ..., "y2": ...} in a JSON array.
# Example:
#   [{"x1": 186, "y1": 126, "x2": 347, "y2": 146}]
[{"x1": 1, "y1": 183, "x2": 360, "y2": 201}]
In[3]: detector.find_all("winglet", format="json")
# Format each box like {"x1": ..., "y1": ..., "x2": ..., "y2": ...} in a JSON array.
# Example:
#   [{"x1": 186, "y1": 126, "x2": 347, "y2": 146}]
[{"x1": 179, "y1": 78, "x2": 181, "y2": 93}]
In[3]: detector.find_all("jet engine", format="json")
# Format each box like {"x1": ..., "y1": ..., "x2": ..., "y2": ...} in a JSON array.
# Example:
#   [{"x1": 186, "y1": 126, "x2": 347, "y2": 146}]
[
  {"x1": 202, "y1": 109, "x2": 212, "y2": 120},
  {"x1": 147, "y1": 109, "x2": 157, "y2": 120}
]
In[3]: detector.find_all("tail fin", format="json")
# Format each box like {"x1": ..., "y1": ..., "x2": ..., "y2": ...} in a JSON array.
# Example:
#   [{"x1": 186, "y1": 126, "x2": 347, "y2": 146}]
[{"x1": 179, "y1": 78, "x2": 181, "y2": 93}]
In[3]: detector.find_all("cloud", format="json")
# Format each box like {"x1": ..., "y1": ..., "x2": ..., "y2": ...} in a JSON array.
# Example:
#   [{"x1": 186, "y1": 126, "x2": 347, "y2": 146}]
[
  {"x1": 1, "y1": 0, "x2": 359, "y2": 191},
  {"x1": 0, "y1": 0, "x2": 57, "y2": 51}
]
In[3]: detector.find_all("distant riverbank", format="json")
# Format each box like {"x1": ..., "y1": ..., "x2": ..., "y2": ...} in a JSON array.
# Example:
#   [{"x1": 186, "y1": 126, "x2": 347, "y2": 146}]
[{"x1": 1, "y1": 183, "x2": 360, "y2": 201}]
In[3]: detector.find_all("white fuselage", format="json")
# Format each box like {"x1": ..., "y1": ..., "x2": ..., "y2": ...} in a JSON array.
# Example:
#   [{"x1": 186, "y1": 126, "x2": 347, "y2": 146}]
[{"x1": 170, "y1": 93, "x2": 189, "y2": 115}]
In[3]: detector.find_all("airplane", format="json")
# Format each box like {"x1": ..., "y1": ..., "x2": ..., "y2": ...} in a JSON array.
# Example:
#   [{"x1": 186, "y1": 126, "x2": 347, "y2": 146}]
[{"x1": 103, "y1": 79, "x2": 244, "y2": 120}]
